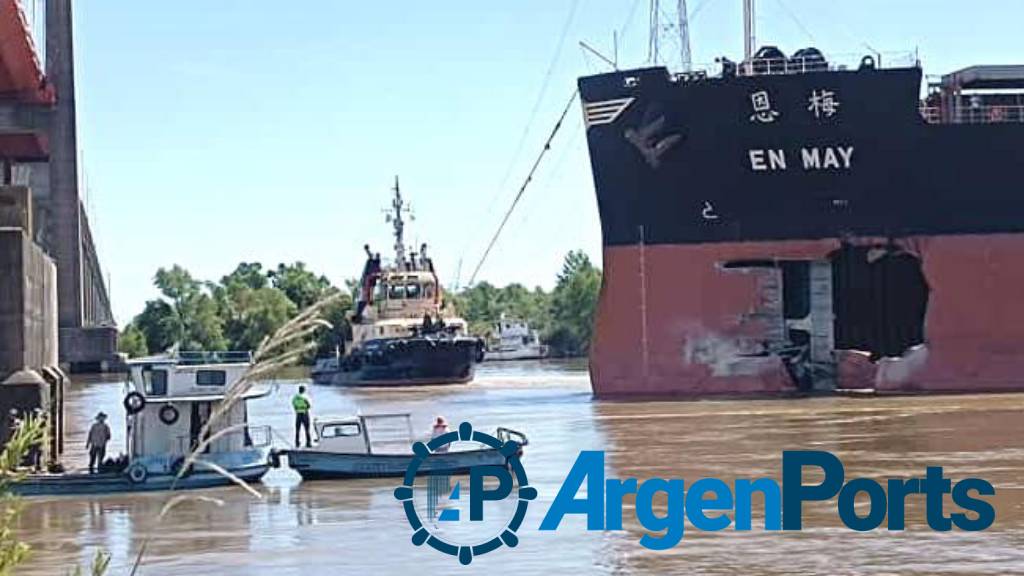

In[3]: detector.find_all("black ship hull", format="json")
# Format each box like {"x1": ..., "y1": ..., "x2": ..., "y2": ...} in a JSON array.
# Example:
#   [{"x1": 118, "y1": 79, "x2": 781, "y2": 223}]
[{"x1": 313, "y1": 335, "x2": 484, "y2": 387}]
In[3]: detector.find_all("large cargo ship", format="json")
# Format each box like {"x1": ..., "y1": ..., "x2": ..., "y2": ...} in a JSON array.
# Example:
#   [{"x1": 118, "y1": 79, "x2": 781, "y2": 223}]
[{"x1": 579, "y1": 7, "x2": 1024, "y2": 397}]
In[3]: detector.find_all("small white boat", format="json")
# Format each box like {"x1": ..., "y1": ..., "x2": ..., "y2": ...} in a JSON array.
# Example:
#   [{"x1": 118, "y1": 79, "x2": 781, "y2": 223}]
[
  {"x1": 271, "y1": 413, "x2": 527, "y2": 480},
  {"x1": 13, "y1": 352, "x2": 273, "y2": 496},
  {"x1": 483, "y1": 317, "x2": 549, "y2": 361}
]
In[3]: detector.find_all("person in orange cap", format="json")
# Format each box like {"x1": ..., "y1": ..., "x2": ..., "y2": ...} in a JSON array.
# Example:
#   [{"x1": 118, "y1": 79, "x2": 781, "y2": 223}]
[{"x1": 431, "y1": 416, "x2": 450, "y2": 453}]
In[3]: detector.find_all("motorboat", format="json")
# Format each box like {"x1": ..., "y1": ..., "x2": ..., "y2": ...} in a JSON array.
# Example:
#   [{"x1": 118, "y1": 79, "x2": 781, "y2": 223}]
[
  {"x1": 270, "y1": 413, "x2": 527, "y2": 480},
  {"x1": 483, "y1": 316, "x2": 549, "y2": 361}
]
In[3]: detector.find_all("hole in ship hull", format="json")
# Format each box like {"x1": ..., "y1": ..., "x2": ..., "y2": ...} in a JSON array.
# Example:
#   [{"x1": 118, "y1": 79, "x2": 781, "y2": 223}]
[{"x1": 830, "y1": 244, "x2": 929, "y2": 361}]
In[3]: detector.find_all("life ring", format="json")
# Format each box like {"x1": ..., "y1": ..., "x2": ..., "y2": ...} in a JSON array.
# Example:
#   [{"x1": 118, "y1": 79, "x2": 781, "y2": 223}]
[
  {"x1": 123, "y1": 391, "x2": 146, "y2": 415},
  {"x1": 158, "y1": 404, "x2": 179, "y2": 425},
  {"x1": 126, "y1": 463, "x2": 148, "y2": 484},
  {"x1": 859, "y1": 55, "x2": 876, "y2": 69}
]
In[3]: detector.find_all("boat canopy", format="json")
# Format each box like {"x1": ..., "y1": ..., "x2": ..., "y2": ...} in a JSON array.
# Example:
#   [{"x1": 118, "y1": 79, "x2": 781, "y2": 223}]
[
  {"x1": 126, "y1": 351, "x2": 256, "y2": 400},
  {"x1": 134, "y1": 386, "x2": 272, "y2": 404}
]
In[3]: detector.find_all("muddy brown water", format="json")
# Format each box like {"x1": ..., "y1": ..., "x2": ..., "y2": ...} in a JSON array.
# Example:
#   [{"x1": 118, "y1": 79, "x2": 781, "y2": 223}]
[{"x1": 14, "y1": 360, "x2": 1024, "y2": 575}]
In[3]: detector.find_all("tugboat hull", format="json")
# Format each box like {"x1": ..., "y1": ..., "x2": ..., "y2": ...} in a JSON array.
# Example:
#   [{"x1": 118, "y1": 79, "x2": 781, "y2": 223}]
[{"x1": 313, "y1": 336, "x2": 483, "y2": 387}]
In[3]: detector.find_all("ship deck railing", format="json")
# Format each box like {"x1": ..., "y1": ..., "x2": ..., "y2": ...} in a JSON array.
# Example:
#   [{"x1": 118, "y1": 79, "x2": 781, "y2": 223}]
[
  {"x1": 673, "y1": 51, "x2": 918, "y2": 82},
  {"x1": 176, "y1": 351, "x2": 253, "y2": 366},
  {"x1": 920, "y1": 104, "x2": 1024, "y2": 124}
]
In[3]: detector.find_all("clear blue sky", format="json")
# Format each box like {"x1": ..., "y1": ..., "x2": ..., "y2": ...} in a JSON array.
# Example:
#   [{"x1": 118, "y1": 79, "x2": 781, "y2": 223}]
[{"x1": 71, "y1": 0, "x2": 1024, "y2": 325}]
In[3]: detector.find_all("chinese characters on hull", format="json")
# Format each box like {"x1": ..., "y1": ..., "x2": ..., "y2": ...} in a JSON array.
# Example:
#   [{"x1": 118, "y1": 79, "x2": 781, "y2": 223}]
[
  {"x1": 808, "y1": 89, "x2": 840, "y2": 119},
  {"x1": 747, "y1": 87, "x2": 852, "y2": 172},
  {"x1": 750, "y1": 90, "x2": 780, "y2": 123},
  {"x1": 748, "y1": 88, "x2": 843, "y2": 123}
]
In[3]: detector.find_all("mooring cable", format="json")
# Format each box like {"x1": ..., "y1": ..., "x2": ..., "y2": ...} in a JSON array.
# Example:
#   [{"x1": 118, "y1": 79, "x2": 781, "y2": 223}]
[{"x1": 467, "y1": 88, "x2": 580, "y2": 287}]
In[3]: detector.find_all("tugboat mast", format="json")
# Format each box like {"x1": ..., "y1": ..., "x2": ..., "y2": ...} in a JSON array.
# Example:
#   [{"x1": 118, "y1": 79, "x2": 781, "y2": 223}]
[{"x1": 388, "y1": 176, "x2": 407, "y2": 264}]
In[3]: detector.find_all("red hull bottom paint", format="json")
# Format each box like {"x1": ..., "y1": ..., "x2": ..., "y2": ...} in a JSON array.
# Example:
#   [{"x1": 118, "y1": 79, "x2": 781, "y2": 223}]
[{"x1": 590, "y1": 235, "x2": 1024, "y2": 397}]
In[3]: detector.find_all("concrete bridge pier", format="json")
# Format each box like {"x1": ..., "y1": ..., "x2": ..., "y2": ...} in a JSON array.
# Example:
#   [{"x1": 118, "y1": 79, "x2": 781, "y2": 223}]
[
  {"x1": 0, "y1": 185, "x2": 65, "y2": 469},
  {"x1": 45, "y1": 0, "x2": 120, "y2": 373}
]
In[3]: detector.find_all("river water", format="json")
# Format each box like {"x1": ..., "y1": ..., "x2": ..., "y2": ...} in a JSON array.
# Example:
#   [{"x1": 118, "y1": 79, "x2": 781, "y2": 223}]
[{"x1": 14, "y1": 360, "x2": 1024, "y2": 575}]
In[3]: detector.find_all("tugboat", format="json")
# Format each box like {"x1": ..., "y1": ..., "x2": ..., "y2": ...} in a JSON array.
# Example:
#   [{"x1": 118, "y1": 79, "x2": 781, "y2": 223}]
[
  {"x1": 483, "y1": 316, "x2": 549, "y2": 361},
  {"x1": 12, "y1": 352, "x2": 273, "y2": 496},
  {"x1": 312, "y1": 178, "x2": 484, "y2": 387}
]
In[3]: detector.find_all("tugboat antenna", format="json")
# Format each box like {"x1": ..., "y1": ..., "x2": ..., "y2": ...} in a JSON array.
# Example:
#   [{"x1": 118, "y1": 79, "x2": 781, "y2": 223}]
[{"x1": 389, "y1": 176, "x2": 407, "y2": 264}]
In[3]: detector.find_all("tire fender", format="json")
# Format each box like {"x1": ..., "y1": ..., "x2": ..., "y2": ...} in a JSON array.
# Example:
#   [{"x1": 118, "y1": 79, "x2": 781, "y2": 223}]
[{"x1": 126, "y1": 463, "x2": 148, "y2": 484}]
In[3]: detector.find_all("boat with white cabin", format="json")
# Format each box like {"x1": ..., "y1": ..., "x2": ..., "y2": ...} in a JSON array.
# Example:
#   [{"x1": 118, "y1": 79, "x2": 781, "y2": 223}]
[
  {"x1": 483, "y1": 317, "x2": 549, "y2": 361},
  {"x1": 11, "y1": 352, "x2": 273, "y2": 496}
]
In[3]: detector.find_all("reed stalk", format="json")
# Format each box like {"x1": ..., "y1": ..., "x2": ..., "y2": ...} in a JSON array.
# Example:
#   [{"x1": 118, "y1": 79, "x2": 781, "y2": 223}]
[{"x1": 127, "y1": 293, "x2": 341, "y2": 575}]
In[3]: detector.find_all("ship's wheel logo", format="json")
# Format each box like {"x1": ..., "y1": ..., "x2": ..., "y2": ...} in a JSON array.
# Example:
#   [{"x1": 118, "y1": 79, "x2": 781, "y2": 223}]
[{"x1": 393, "y1": 422, "x2": 536, "y2": 565}]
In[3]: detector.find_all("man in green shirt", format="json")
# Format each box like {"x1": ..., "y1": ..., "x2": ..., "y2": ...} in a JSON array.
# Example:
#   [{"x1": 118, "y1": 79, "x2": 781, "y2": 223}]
[{"x1": 292, "y1": 385, "x2": 313, "y2": 448}]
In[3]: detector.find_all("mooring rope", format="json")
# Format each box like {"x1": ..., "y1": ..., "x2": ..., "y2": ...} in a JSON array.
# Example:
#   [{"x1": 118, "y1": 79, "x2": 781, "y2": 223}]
[{"x1": 467, "y1": 88, "x2": 580, "y2": 286}]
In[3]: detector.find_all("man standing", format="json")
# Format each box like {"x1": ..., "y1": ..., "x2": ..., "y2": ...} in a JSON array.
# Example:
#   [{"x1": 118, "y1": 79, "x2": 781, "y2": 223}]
[
  {"x1": 292, "y1": 385, "x2": 313, "y2": 448},
  {"x1": 86, "y1": 412, "x2": 111, "y2": 474}
]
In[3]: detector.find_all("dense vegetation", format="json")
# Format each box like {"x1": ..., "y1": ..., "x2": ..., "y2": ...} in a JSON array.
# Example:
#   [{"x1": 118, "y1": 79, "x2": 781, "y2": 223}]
[
  {"x1": 119, "y1": 251, "x2": 602, "y2": 359},
  {"x1": 118, "y1": 262, "x2": 351, "y2": 359},
  {"x1": 450, "y1": 250, "x2": 602, "y2": 356}
]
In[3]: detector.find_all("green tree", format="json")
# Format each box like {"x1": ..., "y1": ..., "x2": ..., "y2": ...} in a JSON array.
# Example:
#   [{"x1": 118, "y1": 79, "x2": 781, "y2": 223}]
[
  {"x1": 133, "y1": 300, "x2": 178, "y2": 354},
  {"x1": 222, "y1": 286, "x2": 297, "y2": 351},
  {"x1": 314, "y1": 289, "x2": 354, "y2": 357},
  {"x1": 150, "y1": 265, "x2": 227, "y2": 351},
  {"x1": 117, "y1": 323, "x2": 148, "y2": 358},
  {"x1": 546, "y1": 251, "x2": 601, "y2": 356},
  {"x1": 453, "y1": 282, "x2": 553, "y2": 338},
  {"x1": 220, "y1": 262, "x2": 267, "y2": 291},
  {"x1": 453, "y1": 281, "x2": 503, "y2": 335},
  {"x1": 269, "y1": 262, "x2": 333, "y2": 309}
]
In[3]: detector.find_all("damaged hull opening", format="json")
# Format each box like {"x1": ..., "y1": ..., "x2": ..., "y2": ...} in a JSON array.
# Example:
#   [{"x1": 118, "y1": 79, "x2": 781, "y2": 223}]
[
  {"x1": 831, "y1": 244, "x2": 929, "y2": 361},
  {"x1": 590, "y1": 237, "x2": 1024, "y2": 397}
]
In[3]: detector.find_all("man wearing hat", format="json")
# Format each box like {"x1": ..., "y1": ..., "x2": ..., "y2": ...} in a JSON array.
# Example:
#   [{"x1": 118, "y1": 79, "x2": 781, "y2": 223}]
[{"x1": 86, "y1": 412, "x2": 111, "y2": 474}]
